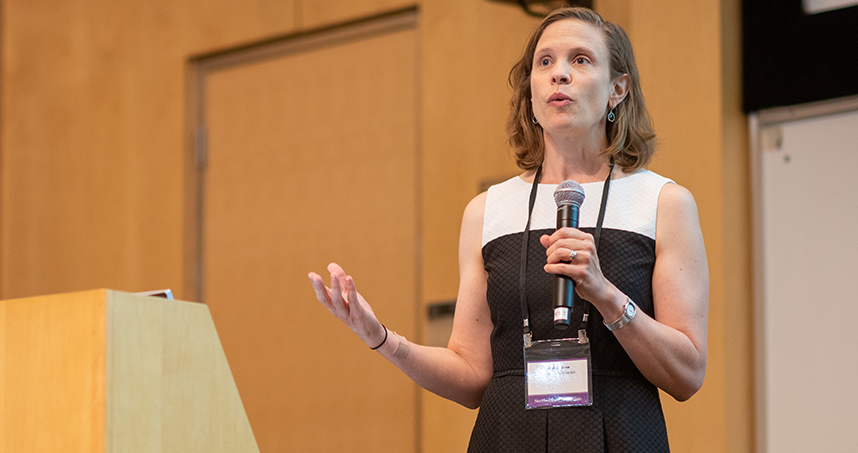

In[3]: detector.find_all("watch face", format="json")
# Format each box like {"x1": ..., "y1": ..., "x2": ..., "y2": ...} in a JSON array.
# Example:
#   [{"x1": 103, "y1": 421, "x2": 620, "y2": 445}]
[{"x1": 626, "y1": 302, "x2": 635, "y2": 317}]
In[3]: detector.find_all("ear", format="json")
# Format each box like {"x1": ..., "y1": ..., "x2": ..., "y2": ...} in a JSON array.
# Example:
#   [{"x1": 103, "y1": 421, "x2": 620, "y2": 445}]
[{"x1": 609, "y1": 74, "x2": 630, "y2": 108}]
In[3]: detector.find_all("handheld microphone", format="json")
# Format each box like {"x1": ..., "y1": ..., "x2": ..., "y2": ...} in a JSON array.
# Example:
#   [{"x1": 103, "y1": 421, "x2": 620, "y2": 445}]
[{"x1": 552, "y1": 180, "x2": 585, "y2": 329}]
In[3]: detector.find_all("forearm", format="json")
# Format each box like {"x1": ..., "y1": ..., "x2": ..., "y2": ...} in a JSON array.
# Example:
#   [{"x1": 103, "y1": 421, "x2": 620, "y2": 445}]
[
  {"x1": 613, "y1": 312, "x2": 706, "y2": 401},
  {"x1": 599, "y1": 288, "x2": 706, "y2": 401},
  {"x1": 371, "y1": 329, "x2": 490, "y2": 409}
]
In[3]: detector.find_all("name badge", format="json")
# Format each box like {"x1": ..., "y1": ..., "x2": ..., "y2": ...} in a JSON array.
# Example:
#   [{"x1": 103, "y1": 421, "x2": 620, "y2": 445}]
[{"x1": 524, "y1": 336, "x2": 593, "y2": 409}]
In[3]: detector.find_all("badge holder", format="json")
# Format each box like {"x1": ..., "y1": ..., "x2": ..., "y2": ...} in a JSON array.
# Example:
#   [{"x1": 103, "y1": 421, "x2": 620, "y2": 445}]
[{"x1": 524, "y1": 331, "x2": 593, "y2": 409}]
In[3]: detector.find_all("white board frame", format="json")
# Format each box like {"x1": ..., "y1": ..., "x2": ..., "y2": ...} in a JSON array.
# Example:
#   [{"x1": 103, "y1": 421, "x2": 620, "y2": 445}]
[{"x1": 750, "y1": 94, "x2": 858, "y2": 453}]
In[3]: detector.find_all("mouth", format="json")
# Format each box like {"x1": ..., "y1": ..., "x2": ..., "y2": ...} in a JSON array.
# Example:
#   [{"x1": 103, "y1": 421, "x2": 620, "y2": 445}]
[{"x1": 548, "y1": 92, "x2": 572, "y2": 105}]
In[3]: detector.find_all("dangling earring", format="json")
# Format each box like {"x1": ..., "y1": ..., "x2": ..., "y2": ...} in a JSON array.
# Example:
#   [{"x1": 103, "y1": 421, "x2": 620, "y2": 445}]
[
  {"x1": 607, "y1": 108, "x2": 616, "y2": 123},
  {"x1": 533, "y1": 115, "x2": 539, "y2": 125}
]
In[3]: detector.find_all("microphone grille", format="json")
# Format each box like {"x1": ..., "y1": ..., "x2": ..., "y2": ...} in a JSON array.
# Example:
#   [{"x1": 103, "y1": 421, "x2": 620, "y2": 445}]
[{"x1": 554, "y1": 180, "x2": 585, "y2": 207}]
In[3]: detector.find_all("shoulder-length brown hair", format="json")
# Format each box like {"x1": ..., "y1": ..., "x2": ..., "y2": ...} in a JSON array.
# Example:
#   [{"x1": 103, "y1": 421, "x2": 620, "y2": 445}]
[{"x1": 507, "y1": 7, "x2": 656, "y2": 172}]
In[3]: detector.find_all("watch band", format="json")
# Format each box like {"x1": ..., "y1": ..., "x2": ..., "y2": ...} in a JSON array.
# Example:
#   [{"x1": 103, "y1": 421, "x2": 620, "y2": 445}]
[{"x1": 604, "y1": 297, "x2": 636, "y2": 331}]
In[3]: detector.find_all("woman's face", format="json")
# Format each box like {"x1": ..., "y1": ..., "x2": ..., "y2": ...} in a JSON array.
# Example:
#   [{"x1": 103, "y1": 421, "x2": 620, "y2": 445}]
[{"x1": 530, "y1": 19, "x2": 617, "y2": 138}]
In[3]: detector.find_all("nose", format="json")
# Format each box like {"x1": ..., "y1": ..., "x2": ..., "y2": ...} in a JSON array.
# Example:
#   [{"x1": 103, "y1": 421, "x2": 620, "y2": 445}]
[{"x1": 552, "y1": 64, "x2": 570, "y2": 84}]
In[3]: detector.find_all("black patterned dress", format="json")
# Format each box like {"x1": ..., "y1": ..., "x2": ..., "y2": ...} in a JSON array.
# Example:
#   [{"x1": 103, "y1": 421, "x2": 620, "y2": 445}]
[{"x1": 468, "y1": 171, "x2": 672, "y2": 452}]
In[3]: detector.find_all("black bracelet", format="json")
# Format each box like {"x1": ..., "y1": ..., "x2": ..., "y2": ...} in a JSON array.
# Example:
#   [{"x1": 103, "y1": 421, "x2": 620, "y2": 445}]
[{"x1": 369, "y1": 325, "x2": 388, "y2": 350}]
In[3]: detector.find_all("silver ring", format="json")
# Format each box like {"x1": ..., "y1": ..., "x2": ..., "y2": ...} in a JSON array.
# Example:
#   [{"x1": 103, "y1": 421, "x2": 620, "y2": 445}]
[{"x1": 568, "y1": 249, "x2": 577, "y2": 261}]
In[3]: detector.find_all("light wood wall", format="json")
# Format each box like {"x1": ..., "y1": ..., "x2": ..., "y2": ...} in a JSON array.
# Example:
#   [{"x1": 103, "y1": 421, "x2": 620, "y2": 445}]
[
  {"x1": 198, "y1": 16, "x2": 422, "y2": 451},
  {"x1": 1, "y1": 0, "x2": 752, "y2": 452}
]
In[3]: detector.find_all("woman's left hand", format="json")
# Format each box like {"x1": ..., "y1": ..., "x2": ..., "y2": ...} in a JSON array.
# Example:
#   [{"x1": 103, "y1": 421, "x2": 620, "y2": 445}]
[{"x1": 540, "y1": 228, "x2": 616, "y2": 308}]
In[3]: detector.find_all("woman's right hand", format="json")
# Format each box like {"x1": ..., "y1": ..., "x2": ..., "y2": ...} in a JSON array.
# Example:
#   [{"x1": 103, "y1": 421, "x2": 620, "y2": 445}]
[{"x1": 308, "y1": 263, "x2": 386, "y2": 348}]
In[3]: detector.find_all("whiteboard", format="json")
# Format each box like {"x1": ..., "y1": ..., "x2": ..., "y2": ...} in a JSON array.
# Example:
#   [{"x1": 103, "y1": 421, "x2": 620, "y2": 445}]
[{"x1": 752, "y1": 96, "x2": 858, "y2": 453}]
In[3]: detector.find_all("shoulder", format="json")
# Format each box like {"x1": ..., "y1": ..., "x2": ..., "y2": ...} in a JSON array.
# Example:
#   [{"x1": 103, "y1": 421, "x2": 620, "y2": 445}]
[
  {"x1": 460, "y1": 191, "x2": 488, "y2": 249},
  {"x1": 462, "y1": 191, "x2": 487, "y2": 228},
  {"x1": 655, "y1": 182, "x2": 704, "y2": 253},
  {"x1": 657, "y1": 183, "x2": 699, "y2": 219}
]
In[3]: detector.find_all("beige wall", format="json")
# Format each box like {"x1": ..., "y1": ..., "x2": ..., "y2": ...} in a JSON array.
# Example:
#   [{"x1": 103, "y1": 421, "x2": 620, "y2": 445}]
[{"x1": 1, "y1": 0, "x2": 752, "y2": 451}]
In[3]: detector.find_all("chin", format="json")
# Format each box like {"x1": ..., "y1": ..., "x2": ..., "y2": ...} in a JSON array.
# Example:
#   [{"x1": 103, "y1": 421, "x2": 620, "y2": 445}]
[{"x1": 543, "y1": 121, "x2": 582, "y2": 133}]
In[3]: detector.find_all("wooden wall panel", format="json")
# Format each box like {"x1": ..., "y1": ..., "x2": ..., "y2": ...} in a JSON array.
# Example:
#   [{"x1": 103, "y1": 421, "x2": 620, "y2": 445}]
[
  {"x1": 201, "y1": 23, "x2": 419, "y2": 452},
  {"x1": 418, "y1": 0, "x2": 538, "y2": 305},
  {"x1": 719, "y1": 0, "x2": 753, "y2": 451},
  {"x1": 0, "y1": 0, "x2": 298, "y2": 300},
  {"x1": 300, "y1": 0, "x2": 415, "y2": 29}
]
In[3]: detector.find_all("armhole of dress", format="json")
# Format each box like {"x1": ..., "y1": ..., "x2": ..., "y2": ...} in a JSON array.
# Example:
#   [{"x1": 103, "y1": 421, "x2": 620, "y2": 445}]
[
  {"x1": 481, "y1": 186, "x2": 494, "y2": 250},
  {"x1": 653, "y1": 179, "x2": 676, "y2": 249}
]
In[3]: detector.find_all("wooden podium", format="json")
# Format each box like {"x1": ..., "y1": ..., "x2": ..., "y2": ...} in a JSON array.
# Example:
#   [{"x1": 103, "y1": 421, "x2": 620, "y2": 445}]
[{"x1": 1, "y1": 289, "x2": 259, "y2": 452}]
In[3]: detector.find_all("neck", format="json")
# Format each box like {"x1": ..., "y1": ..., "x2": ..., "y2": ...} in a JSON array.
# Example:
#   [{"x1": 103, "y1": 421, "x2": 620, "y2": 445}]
[{"x1": 539, "y1": 136, "x2": 612, "y2": 184}]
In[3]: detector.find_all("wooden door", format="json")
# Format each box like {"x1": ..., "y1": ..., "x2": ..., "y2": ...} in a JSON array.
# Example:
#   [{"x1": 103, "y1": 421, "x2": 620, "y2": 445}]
[{"x1": 196, "y1": 12, "x2": 420, "y2": 452}]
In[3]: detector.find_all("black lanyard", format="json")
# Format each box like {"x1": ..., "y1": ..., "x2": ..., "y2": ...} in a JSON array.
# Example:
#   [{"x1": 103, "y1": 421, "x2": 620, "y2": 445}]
[{"x1": 520, "y1": 164, "x2": 614, "y2": 346}]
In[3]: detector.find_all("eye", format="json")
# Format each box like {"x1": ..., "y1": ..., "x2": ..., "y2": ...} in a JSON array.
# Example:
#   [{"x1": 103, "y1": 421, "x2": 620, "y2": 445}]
[
  {"x1": 574, "y1": 57, "x2": 590, "y2": 65},
  {"x1": 540, "y1": 57, "x2": 551, "y2": 67}
]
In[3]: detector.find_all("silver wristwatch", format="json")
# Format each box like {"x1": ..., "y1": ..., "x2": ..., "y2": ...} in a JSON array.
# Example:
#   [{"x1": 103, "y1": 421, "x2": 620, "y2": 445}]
[{"x1": 604, "y1": 297, "x2": 637, "y2": 331}]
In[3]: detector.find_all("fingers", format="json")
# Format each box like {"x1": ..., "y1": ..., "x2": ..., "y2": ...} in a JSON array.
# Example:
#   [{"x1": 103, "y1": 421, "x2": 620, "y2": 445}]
[
  {"x1": 308, "y1": 272, "x2": 332, "y2": 306},
  {"x1": 345, "y1": 275, "x2": 359, "y2": 310},
  {"x1": 544, "y1": 244, "x2": 584, "y2": 265},
  {"x1": 327, "y1": 263, "x2": 351, "y2": 312},
  {"x1": 540, "y1": 230, "x2": 601, "y2": 289},
  {"x1": 541, "y1": 228, "x2": 591, "y2": 250},
  {"x1": 343, "y1": 275, "x2": 371, "y2": 323},
  {"x1": 308, "y1": 263, "x2": 353, "y2": 318},
  {"x1": 541, "y1": 229, "x2": 594, "y2": 265},
  {"x1": 309, "y1": 264, "x2": 383, "y2": 347},
  {"x1": 327, "y1": 262, "x2": 346, "y2": 279}
]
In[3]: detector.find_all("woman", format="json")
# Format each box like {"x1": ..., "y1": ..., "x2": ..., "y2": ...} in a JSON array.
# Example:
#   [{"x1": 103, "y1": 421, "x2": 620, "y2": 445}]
[{"x1": 309, "y1": 7, "x2": 708, "y2": 452}]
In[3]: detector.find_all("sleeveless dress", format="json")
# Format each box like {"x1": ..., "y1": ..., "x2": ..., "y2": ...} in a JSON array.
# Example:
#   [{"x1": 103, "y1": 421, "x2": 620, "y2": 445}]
[{"x1": 467, "y1": 170, "x2": 673, "y2": 453}]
